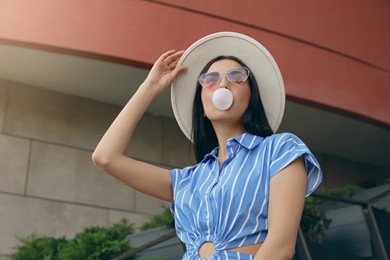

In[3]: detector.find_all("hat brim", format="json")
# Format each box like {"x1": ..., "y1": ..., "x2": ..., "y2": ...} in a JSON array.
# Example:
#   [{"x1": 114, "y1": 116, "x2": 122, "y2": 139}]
[{"x1": 171, "y1": 32, "x2": 285, "y2": 142}]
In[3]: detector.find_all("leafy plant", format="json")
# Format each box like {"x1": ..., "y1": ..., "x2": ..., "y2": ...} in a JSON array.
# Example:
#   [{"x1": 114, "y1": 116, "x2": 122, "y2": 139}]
[
  {"x1": 321, "y1": 184, "x2": 363, "y2": 198},
  {"x1": 57, "y1": 225, "x2": 133, "y2": 259},
  {"x1": 301, "y1": 197, "x2": 331, "y2": 243},
  {"x1": 140, "y1": 205, "x2": 174, "y2": 232},
  {"x1": 11, "y1": 219, "x2": 135, "y2": 260},
  {"x1": 11, "y1": 235, "x2": 67, "y2": 260},
  {"x1": 301, "y1": 182, "x2": 383, "y2": 244}
]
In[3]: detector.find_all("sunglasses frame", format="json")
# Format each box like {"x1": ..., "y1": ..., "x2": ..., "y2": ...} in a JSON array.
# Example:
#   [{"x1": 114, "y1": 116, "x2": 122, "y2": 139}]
[{"x1": 198, "y1": 67, "x2": 250, "y2": 89}]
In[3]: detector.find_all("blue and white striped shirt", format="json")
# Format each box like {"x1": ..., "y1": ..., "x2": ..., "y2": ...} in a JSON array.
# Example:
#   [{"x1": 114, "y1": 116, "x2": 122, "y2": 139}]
[{"x1": 170, "y1": 132, "x2": 322, "y2": 259}]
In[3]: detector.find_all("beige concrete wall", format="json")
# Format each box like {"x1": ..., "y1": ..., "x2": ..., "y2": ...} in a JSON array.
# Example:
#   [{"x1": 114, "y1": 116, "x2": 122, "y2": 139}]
[
  {"x1": 0, "y1": 78, "x2": 388, "y2": 257},
  {"x1": 0, "y1": 78, "x2": 192, "y2": 256}
]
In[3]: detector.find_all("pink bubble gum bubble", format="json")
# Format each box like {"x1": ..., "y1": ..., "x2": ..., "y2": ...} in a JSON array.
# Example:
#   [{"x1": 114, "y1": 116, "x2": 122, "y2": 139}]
[{"x1": 212, "y1": 88, "x2": 233, "y2": 110}]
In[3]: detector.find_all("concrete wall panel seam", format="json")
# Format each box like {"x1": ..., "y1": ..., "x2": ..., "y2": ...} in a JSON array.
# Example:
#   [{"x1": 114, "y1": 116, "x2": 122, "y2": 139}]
[
  {"x1": 1, "y1": 80, "x2": 10, "y2": 134},
  {"x1": 23, "y1": 140, "x2": 33, "y2": 196},
  {"x1": 0, "y1": 191, "x2": 149, "y2": 216}
]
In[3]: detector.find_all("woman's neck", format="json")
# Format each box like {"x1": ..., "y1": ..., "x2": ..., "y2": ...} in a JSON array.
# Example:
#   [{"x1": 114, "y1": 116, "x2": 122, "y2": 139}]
[{"x1": 212, "y1": 121, "x2": 245, "y2": 165}]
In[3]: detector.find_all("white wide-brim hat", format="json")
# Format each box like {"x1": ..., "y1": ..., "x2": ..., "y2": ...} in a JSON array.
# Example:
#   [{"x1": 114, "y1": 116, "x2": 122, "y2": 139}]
[{"x1": 171, "y1": 32, "x2": 285, "y2": 142}]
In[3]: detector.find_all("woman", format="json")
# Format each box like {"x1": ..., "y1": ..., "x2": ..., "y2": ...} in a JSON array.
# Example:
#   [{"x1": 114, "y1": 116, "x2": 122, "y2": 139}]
[{"x1": 93, "y1": 32, "x2": 322, "y2": 259}]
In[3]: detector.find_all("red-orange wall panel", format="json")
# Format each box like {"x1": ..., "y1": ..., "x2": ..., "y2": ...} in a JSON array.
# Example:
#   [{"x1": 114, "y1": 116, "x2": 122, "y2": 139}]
[
  {"x1": 0, "y1": 0, "x2": 388, "y2": 126},
  {"x1": 155, "y1": 0, "x2": 390, "y2": 70}
]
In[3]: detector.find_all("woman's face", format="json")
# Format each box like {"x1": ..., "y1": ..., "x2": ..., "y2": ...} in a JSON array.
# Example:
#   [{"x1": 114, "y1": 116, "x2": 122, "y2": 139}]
[{"x1": 201, "y1": 59, "x2": 251, "y2": 125}]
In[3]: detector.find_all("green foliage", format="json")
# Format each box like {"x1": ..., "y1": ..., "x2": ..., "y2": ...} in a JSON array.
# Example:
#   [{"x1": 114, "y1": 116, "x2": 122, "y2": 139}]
[
  {"x1": 109, "y1": 218, "x2": 136, "y2": 239},
  {"x1": 140, "y1": 205, "x2": 174, "y2": 232},
  {"x1": 57, "y1": 226, "x2": 132, "y2": 259},
  {"x1": 321, "y1": 184, "x2": 363, "y2": 198},
  {"x1": 301, "y1": 197, "x2": 331, "y2": 244},
  {"x1": 11, "y1": 219, "x2": 135, "y2": 260},
  {"x1": 137, "y1": 257, "x2": 168, "y2": 260},
  {"x1": 301, "y1": 182, "x2": 383, "y2": 244},
  {"x1": 11, "y1": 235, "x2": 67, "y2": 260}
]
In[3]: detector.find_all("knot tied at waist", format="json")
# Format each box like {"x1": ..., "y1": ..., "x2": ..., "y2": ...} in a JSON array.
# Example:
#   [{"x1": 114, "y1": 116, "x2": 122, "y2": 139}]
[{"x1": 184, "y1": 237, "x2": 255, "y2": 260}]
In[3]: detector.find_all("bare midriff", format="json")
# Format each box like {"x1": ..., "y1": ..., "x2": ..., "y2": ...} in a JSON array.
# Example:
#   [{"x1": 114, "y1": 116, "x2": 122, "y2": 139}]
[{"x1": 199, "y1": 241, "x2": 262, "y2": 258}]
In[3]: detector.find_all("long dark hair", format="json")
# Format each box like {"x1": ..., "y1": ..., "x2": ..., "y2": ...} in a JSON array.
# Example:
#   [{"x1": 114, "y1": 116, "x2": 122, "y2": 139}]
[{"x1": 192, "y1": 56, "x2": 274, "y2": 163}]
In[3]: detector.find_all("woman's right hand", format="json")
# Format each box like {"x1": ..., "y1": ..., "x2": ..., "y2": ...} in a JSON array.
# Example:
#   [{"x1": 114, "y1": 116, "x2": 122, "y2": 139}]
[{"x1": 143, "y1": 50, "x2": 188, "y2": 95}]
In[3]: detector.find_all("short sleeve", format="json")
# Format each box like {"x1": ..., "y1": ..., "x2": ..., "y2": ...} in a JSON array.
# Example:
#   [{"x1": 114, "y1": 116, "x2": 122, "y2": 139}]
[
  {"x1": 168, "y1": 168, "x2": 183, "y2": 214},
  {"x1": 169, "y1": 168, "x2": 181, "y2": 195},
  {"x1": 269, "y1": 133, "x2": 323, "y2": 196}
]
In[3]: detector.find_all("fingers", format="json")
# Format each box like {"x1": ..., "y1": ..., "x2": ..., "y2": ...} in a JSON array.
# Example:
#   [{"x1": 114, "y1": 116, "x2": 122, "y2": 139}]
[
  {"x1": 154, "y1": 49, "x2": 187, "y2": 81},
  {"x1": 162, "y1": 50, "x2": 185, "y2": 66},
  {"x1": 168, "y1": 59, "x2": 180, "y2": 70},
  {"x1": 158, "y1": 49, "x2": 176, "y2": 62},
  {"x1": 171, "y1": 65, "x2": 188, "y2": 79}
]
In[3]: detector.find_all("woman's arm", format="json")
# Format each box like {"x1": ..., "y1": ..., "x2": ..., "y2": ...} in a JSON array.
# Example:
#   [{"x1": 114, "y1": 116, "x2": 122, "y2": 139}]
[
  {"x1": 255, "y1": 157, "x2": 307, "y2": 260},
  {"x1": 92, "y1": 50, "x2": 187, "y2": 202}
]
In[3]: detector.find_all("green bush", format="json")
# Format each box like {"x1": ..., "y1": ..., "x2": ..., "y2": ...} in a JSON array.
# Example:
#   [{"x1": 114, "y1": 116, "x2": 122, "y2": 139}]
[
  {"x1": 301, "y1": 182, "x2": 382, "y2": 244},
  {"x1": 301, "y1": 197, "x2": 331, "y2": 243},
  {"x1": 57, "y1": 226, "x2": 133, "y2": 259},
  {"x1": 300, "y1": 185, "x2": 362, "y2": 244},
  {"x1": 11, "y1": 235, "x2": 67, "y2": 260},
  {"x1": 11, "y1": 219, "x2": 135, "y2": 260},
  {"x1": 321, "y1": 184, "x2": 363, "y2": 198},
  {"x1": 140, "y1": 205, "x2": 174, "y2": 232}
]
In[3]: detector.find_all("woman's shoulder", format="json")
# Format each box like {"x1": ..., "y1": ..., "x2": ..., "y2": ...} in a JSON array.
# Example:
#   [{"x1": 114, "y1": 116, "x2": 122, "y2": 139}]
[
  {"x1": 262, "y1": 132, "x2": 303, "y2": 145},
  {"x1": 260, "y1": 132, "x2": 312, "y2": 158},
  {"x1": 170, "y1": 163, "x2": 198, "y2": 174}
]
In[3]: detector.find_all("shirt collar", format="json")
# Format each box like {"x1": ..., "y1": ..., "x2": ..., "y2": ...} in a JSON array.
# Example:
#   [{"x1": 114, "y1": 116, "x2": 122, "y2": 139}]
[
  {"x1": 229, "y1": 132, "x2": 264, "y2": 150},
  {"x1": 202, "y1": 133, "x2": 264, "y2": 161}
]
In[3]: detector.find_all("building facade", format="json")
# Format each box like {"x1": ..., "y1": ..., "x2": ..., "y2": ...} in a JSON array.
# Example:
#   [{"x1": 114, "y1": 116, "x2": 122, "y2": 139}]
[{"x1": 0, "y1": 0, "x2": 389, "y2": 257}]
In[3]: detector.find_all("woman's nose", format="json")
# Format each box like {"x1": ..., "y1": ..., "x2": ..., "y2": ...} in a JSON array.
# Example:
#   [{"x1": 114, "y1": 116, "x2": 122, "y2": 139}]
[{"x1": 218, "y1": 74, "x2": 230, "y2": 88}]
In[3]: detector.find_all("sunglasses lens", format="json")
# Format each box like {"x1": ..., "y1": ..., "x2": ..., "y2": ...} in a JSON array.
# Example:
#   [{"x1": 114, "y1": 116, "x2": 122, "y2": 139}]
[
  {"x1": 199, "y1": 72, "x2": 220, "y2": 88},
  {"x1": 199, "y1": 67, "x2": 250, "y2": 88},
  {"x1": 227, "y1": 68, "x2": 249, "y2": 84}
]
